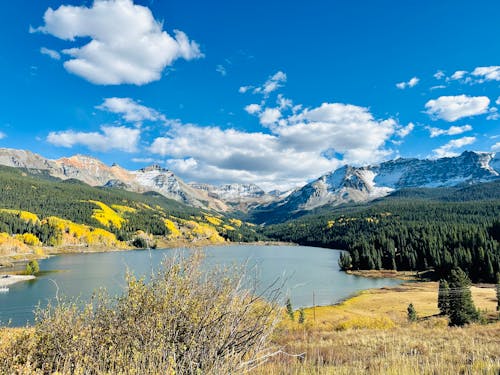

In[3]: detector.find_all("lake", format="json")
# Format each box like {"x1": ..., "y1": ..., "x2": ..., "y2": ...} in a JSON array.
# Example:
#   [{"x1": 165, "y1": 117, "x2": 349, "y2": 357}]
[{"x1": 0, "y1": 245, "x2": 402, "y2": 326}]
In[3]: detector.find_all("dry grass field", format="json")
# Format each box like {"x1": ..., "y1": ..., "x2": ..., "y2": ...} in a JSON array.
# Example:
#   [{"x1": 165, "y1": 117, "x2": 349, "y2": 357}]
[
  {"x1": 256, "y1": 282, "x2": 500, "y2": 374},
  {"x1": 1, "y1": 282, "x2": 499, "y2": 374}
]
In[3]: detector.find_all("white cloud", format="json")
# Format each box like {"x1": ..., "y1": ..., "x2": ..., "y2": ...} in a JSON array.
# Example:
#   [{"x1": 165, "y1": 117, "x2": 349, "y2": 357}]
[
  {"x1": 148, "y1": 102, "x2": 399, "y2": 190},
  {"x1": 47, "y1": 125, "x2": 140, "y2": 152},
  {"x1": 471, "y1": 66, "x2": 500, "y2": 82},
  {"x1": 238, "y1": 86, "x2": 251, "y2": 94},
  {"x1": 40, "y1": 47, "x2": 60, "y2": 60},
  {"x1": 430, "y1": 85, "x2": 446, "y2": 91},
  {"x1": 216, "y1": 64, "x2": 227, "y2": 76},
  {"x1": 259, "y1": 108, "x2": 281, "y2": 126},
  {"x1": 0, "y1": 132, "x2": 6, "y2": 140},
  {"x1": 426, "y1": 124, "x2": 472, "y2": 137},
  {"x1": 396, "y1": 76, "x2": 419, "y2": 89},
  {"x1": 496, "y1": 97, "x2": 500, "y2": 105},
  {"x1": 491, "y1": 142, "x2": 500, "y2": 152},
  {"x1": 425, "y1": 95, "x2": 490, "y2": 122},
  {"x1": 32, "y1": 0, "x2": 202, "y2": 85},
  {"x1": 97, "y1": 97, "x2": 166, "y2": 123},
  {"x1": 434, "y1": 70, "x2": 445, "y2": 80},
  {"x1": 450, "y1": 70, "x2": 467, "y2": 80},
  {"x1": 239, "y1": 71, "x2": 287, "y2": 97},
  {"x1": 432, "y1": 136, "x2": 476, "y2": 158},
  {"x1": 244, "y1": 103, "x2": 261, "y2": 115},
  {"x1": 397, "y1": 122, "x2": 414, "y2": 138},
  {"x1": 487, "y1": 107, "x2": 500, "y2": 120}
]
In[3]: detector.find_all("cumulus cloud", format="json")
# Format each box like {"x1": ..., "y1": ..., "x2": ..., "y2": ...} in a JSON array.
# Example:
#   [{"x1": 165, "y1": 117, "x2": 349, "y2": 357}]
[
  {"x1": 97, "y1": 97, "x2": 166, "y2": 123},
  {"x1": 496, "y1": 97, "x2": 500, "y2": 106},
  {"x1": 0, "y1": 132, "x2": 6, "y2": 140},
  {"x1": 259, "y1": 108, "x2": 281, "y2": 126},
  {"x1": 148, "y1": 102, "x2": 399, "y2": 190},
  {"x1": 396, "y1": 122, "x2": 414, "y2": 138},
  {"x1": 244, "y1": 103, "x2": 262, "y2": 115},
  {"x1": 491, "y1": 142, "x2": 500, "y2": 152},
  {"x1": 471, "y1": 66, "x2": 500, "y2": 82},
  {"x1": 396, "y1": 76, "x2": 419, "y2": 89},
  {"x1": 450, "y1": 70, "x2": 468, "y2": 81},
  {"x1": 47, "y1": 125, "x2": 140, "y2": 152},
  {"x1": 32, "y1": 0, "x2": 202, "y2": 85},
  {"x1": 426, "y1": 124, "x2": 472, "y2": 137},
  {"x1": 40, "y1": 47, "x2": 60, "y2": 60},
  {"x1": 425, "y1": 95, "x2": 490, "y2": 122},
  {"x1": 432, "y1": 136, "x2": 476, "y2": 158}
]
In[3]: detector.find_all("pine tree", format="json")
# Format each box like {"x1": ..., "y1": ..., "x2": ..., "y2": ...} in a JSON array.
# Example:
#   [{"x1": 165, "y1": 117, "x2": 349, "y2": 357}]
[
  {"x1": 437, "y1": 279, "x2": 450, "y2": 315},
  {"x1": 338, "y1": 252, "x2": 352, "y2": 271},
  {"x1": 285, "y1": 297, "x2": 294, "y2": 321},
  {"x1": 448, "y1": 267, "x2": 478, "y2": 326},
  {"x1": 298, "y1": 308, "x2": 305, "y2": 324},
  {"x1": 407, "y1": 303, "x2": 417, "y2": 322}
]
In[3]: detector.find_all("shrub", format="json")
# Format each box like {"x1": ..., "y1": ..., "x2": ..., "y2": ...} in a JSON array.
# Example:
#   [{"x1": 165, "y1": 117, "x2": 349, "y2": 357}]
[
  {"x1": 2, "y1": 253, "x2": 280, "y2": 374},
  {"x1": 25, "y1": 260, "x2": 39, "y2": 275}
]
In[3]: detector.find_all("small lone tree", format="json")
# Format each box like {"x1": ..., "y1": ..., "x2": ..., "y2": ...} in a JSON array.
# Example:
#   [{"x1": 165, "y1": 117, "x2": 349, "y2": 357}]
[
  {"x1": 448, "y1": 267, "x2": 478, "y2": 326},
  {"x1": 298, "y1": 308, "x2": 305, "y2": 324},
  {"x1": 438, "y1": 279, "x2": 450, "y2": 315},
  {"x1": 285, "y1": 297, "x2": 294, "y2": 321},
  {"x1": 407, "y1": 303, "x2": 417, "y2": 322},
  {"x1": 25, "y1": 260, "x2": 39, "y2": 275}
]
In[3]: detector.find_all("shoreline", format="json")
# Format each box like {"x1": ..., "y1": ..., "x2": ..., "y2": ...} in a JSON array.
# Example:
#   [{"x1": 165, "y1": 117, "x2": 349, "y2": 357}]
[
  {"x1": 0, "y1": 275, "x2": 35, "y2": 288},
  {"x1": 0, "y1": 240, "x2": 297, "y2": 271}
]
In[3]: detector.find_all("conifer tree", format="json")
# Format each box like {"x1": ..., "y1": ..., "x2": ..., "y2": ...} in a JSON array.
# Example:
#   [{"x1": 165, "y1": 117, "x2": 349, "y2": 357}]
[
  {"x1": 438, "y1": 279, "x2": 450, "y2": 315},
  {"x1": 285, "y1": 297, "x2": 294, "y2": 321},
  {"x1": 407, "y1": 303, "x2": 417, "y2": 322},
  {"x1": 448, "y1": 267, "x2": 478, "y2": 326}
]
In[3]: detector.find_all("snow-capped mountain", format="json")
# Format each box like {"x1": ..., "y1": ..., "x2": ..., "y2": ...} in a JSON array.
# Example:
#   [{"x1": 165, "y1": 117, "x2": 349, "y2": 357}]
[
  {"x1": 0, "y1": 148, "x2": 498, "y2": 215},
  {"x1": 258, "y1": 151, "x2": 500, "y2": 215},
  {"x1": 188, "y1": 182, "x2": 279, "y2": 211},
  {"x1": 0, "y1": 149, "x2": 227, "y2": 210}
]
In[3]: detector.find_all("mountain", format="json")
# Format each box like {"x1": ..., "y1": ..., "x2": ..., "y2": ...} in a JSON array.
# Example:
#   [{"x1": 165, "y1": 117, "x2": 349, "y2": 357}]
[
  {"x1": 0, "y1": 148, "x2": 227, "y2": 211},
  {"x1": 188, "y1": 182, "x2": 279, "y2": 211},
  {"x1": 251, "y1": 151, "x2": 500, "y2": 223}
]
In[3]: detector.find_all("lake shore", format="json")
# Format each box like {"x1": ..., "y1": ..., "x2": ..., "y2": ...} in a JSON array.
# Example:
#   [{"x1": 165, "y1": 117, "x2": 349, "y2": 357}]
[
  {"x1": 0, "y1": 239, "x2": 297, "y2": 270},
  {"x1": 0, "y1": 275, "x2": 35, "y2": 288},
  {"x1": 346, "y1": 269, "x2": 423, "y2": 281}
]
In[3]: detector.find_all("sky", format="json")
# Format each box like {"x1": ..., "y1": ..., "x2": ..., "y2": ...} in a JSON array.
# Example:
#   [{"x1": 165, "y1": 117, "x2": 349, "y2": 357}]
[{"x1": 0, "y1": 0, "x2": 499, "y2": 191}]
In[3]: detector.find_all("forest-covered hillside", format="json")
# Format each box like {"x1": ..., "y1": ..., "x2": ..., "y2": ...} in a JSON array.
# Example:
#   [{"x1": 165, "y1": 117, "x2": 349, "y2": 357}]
[
  {"x1": 0, "y1": 165, "x2": 263, "y2": 256},
  {"x1": 263, "y1": 194, "x2": 500, "y2": 282}
]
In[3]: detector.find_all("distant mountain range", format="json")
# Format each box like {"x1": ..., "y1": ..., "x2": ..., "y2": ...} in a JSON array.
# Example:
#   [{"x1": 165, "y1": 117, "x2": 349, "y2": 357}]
[{"x1": 0, "y1": 148, "x2": 498, "y2": 221}]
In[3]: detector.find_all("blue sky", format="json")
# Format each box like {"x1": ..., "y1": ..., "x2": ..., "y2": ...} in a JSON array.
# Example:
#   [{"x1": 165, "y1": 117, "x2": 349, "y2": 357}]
[{"x1": 0, "y1": 0, "x2": 499, "y2": 190}]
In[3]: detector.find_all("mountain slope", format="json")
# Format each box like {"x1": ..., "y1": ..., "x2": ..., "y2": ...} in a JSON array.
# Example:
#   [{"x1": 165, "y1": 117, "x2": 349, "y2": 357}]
[
  {"x1": 0, "y1": 149, "x2": 228, "y2": 211},
  {"x1": 251, "y1": 151, "x2": 499, "y2": 224}
]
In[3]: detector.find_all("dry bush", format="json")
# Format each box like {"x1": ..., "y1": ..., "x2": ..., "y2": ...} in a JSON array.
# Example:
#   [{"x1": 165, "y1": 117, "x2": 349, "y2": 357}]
[{"x1": 1, "y1": 252, "x2": 281, "y2": 374}]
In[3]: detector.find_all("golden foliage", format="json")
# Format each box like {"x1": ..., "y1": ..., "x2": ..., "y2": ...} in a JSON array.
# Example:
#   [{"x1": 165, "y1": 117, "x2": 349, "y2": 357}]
[
  {"x1": 0, "y1": 232, "x2": 29, "y2": 255},
  {"x1": 0, "y1": 209, "x2": 39, "y2": 223},
  {"x1": 88, "y1": 200, "x2": 126, "y2": 229},
  {"x1": 111, "y1": 204, "x2": 137, "y2": 214},
  {"x1": 44, "y1": 216, "x2": 124, "y2": 248},
  {"x1": 163, "y1": 219, "x2": 181, "y2": 239},
  {"x1": 229, "y1": 218, "x2": 242, "y2": 227},
  {"x1": 204, "y1": 215, "x2": 223, "y2": 226}
]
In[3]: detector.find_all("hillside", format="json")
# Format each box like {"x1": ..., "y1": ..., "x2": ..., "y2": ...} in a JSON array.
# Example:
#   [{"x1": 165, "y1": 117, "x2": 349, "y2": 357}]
[
  {"x1": 251, "y1": 151, "x2": 500, "y2": 224},
  {"x1": 0, "y1": 165, "x2": 263, "y2": 265},
  {"x1": 263, "y1": 194, "x2": 500, "y2": 282}
]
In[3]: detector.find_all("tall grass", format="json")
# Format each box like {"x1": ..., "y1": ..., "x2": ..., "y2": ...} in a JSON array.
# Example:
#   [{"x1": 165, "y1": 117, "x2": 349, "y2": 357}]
[{"x1": 1, "y1": 253, "x2": 281, "y2": 374}]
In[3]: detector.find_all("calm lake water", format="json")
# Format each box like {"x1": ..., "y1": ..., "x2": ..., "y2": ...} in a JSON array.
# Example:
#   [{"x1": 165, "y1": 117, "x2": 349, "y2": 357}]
[{"x1": 0, "y1": 245, "x2": 402, "y2": 326}]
